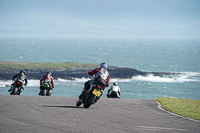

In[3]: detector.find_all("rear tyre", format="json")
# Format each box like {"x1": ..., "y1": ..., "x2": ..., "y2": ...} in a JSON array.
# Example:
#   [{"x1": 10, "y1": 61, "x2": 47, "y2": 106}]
[
  {"x1": 110, "y1": 92, "x2": 119, "y2": 98},
  {"x1": 83, "y1": 95, "x2": 96, "y2": 108}
]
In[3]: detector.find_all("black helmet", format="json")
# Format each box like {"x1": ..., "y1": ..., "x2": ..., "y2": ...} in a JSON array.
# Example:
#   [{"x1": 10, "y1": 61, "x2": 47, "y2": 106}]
[
  {"x1": 47, "y1": 71, "x2": 51, "y2": 75},
  {"x1": 20, "y1": 69, "x2": 25, "y2": 74},
  {"x1": 113, "y1": 82, "x2": 118, "y2": 86}
]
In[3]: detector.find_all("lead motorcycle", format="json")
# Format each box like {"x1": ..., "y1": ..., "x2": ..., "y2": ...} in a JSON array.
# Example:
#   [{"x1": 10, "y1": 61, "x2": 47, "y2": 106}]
[
  {"x1": 10, "y1": 81, "x2": 25, "y2": 95},
  {"x1": 76, "y1": 78, "x2": 105, "y2": 108}
]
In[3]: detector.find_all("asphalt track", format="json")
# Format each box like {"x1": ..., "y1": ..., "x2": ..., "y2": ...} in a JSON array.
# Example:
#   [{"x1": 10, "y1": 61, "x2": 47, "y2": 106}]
[{"x1": 0, "y1": 95, "x2": 199, "y2": 133}]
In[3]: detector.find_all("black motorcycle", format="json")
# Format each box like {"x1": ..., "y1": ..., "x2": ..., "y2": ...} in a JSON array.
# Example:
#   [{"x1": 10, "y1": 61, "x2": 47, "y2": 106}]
[
  {"x1": 10, "y1": 81, "x2": 25, "y2": 95},
  {"x1": 76, "y1": 78, "x2": 105, "y2": 108}
]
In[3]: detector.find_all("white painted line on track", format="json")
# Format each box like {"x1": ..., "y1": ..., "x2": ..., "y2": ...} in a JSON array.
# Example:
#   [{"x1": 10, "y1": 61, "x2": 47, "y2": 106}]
[
  {"x1": 156, "y1": 101, "x2": 200, "y2": 123},
  {"x1": 137, "y1": 126, "x2": 187, "y2": 131}
]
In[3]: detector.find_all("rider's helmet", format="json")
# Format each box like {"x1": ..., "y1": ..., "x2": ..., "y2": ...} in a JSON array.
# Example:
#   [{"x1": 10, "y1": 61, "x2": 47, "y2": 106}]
[
  {"x1": 47, "y1": 71, "x2": 51, "y2": 75},
  {"x1": 100, "y1": 63, "x2": 107, "y2": 69},
  {"x1": 20, "y1": 69, "x2": 25, "y2": 74},
  {"x1": 113, "y1": 82, "x2": 118, "y2": 86}
]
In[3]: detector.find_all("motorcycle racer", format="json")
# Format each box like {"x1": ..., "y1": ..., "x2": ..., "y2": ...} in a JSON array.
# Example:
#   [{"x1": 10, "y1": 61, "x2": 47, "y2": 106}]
[
  {"x1": 107, "y1": 82, "x2": 121, "y2": 98},
  {"x1": 78, "y1": 63, "x2": 110, "y2": 100},
  {"x1": 8, "y1": 69, "x2": 28, "y2": 93}
]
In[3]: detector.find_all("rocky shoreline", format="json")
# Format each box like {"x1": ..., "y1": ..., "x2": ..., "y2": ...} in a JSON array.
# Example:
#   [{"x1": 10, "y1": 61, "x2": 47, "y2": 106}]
[{"x1": 0, "y1": 65, "x2": 178, "y2": 80}]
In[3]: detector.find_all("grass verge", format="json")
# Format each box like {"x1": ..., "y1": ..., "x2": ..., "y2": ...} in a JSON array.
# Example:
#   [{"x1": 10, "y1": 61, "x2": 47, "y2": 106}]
[
  {"x1": 0, "y1": 61, "x2": 97, "y2": 70},
  {"x1": 156, "y1": 97, "x2": 200, "y2": 121}
]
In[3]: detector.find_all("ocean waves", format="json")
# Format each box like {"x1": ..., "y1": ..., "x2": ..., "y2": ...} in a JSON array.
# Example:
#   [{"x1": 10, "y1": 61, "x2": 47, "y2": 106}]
[
  {"x1": 131, "y1": 73, "x2": 200, "y2": 83},
  {"x1": 1, "y1": 72, "x2": 199, "y2": 87}
]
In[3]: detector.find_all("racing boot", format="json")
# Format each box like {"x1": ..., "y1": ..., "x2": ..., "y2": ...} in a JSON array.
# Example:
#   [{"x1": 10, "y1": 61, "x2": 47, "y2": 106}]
[
  {"x1": 49, "y1": 89, "x2": 53, "y2": 94},
  {"x1": 76, "y1": 89, "x2": 86, "y2": 107},
  {"x1": 20, "y1": 87, "x2": 24, "y2": 92},
  {"x1": 8, "y1": 85, "x2": 14, "y2": 92},
  {"x1": 49, "y1": 89, "x2": 53, "y2": 96},
  {"x1": 38, "y1": 91, "x2": 42, "y2": 95},
  {"x1": 38, "y1": 88, "x2": 42, "y2": 95}
]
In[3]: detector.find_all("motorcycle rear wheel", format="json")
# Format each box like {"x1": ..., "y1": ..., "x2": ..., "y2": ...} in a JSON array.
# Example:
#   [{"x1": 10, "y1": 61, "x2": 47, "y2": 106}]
[
  {"x1": 83, "y1": 95, "x2": 96, "y2": 108},
  {"x1": 111, "y1": 92, "x2": 119, "y2": 98}
]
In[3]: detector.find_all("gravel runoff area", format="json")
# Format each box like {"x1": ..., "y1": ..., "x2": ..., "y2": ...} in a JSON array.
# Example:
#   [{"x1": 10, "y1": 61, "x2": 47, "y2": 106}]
[{"x1": 0, "y1": 95, "x2": 199, "y2": 133}]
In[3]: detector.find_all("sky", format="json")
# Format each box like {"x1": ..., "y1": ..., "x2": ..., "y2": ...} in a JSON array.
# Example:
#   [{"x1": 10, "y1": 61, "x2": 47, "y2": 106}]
[{"x1": 0, "y1": 0, "x2": 200, "y2": 38}]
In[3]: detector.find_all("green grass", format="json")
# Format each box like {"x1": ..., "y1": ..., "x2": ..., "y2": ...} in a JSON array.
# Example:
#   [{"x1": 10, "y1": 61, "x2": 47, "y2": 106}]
[
  {"x1": 156, "y1": 97, "x2": 200, "y2": 121},
  {"x1": 0, "y1": 61, "x2": 97, "y2": 70}
]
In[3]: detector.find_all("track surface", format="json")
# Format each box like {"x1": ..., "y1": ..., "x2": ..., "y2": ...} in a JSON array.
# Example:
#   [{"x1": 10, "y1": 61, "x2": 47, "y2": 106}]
[{"x1": 0, "y1": 95, "x2": 199, "y2": 133}]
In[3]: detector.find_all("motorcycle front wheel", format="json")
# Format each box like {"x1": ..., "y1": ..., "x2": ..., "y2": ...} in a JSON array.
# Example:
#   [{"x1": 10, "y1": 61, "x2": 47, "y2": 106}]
[
  {"x1": 76, "y1": 99, "x2": 82, "y2": 107},
  {"x1": 10, "y1": 87, "x2": 19, "y2": 95},
  {"x1": 41, "y1": 89, "x2": 47, "y2": 96}
]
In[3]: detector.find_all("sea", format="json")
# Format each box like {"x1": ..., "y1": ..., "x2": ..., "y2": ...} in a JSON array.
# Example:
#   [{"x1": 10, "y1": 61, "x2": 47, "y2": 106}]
[{"x1": 0, "y1": 36, "x2": 200, "y2": 100}]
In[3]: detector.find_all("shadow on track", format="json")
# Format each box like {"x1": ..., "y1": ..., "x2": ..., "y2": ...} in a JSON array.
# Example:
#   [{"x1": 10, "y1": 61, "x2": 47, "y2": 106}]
[{"x1": 43, "y1": 105, "x2": 83, "y2": 108}]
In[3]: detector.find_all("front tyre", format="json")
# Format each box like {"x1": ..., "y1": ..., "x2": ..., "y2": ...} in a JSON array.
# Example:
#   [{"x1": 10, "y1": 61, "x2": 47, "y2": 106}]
[
  {"x1": 76, "y1": 99, "x2": 82, "y2": 107},
  {"x1": 83, "y1": 95, "x2": 96, "y2": 108},
  {"x1": 41, "y1": 89, "x2": 47, "y2": 96},
  {"x1": 11, "y1": 87, "x2": 18, "y2": 95}
]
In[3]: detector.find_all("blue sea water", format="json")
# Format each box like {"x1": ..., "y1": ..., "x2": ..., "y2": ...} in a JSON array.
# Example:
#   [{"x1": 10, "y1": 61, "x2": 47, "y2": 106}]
[{"x1": 0, "y1": 36, "x2": 200, "y2": 100}]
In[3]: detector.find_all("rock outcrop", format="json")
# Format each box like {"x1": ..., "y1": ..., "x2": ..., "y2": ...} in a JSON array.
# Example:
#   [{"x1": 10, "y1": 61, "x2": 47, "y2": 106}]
[{"x1": 0, "y1": 65, "x2": 178, "y2": 80}]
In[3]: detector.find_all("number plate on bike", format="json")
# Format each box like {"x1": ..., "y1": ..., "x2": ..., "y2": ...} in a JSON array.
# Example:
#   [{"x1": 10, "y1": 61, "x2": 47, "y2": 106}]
[{"x1": 93, "y1": 89, "x2": 101, "y2": 97}]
